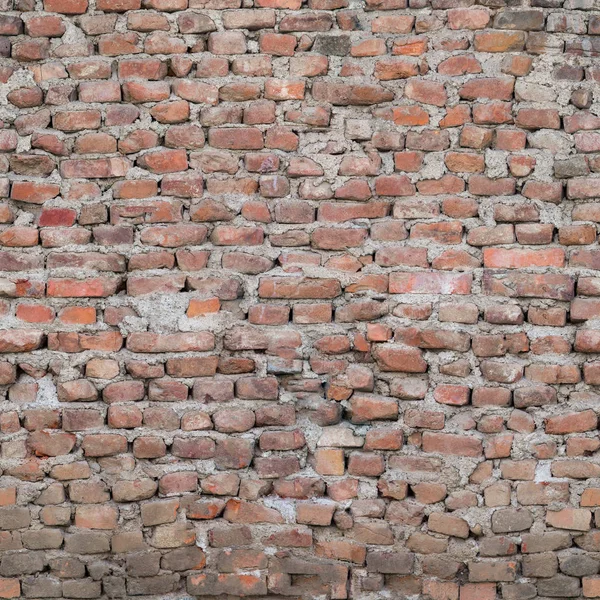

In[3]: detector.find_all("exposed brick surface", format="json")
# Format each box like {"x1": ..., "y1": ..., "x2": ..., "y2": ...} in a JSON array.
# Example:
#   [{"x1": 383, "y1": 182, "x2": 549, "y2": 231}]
[{"x1": 1, "y1": 0, "x2": 600, "y2": 598}]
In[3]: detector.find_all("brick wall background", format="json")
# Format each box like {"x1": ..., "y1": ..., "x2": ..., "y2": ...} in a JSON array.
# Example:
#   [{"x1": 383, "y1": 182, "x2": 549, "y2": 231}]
[{"x1": 1, "y1": 0, "x2": 600, "y2": 597}]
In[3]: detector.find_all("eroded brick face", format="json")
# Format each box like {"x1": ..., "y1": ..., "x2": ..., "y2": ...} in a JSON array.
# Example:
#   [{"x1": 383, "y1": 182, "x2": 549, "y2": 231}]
[{"x1": 1, "y1": 0, "x2": 600, "y2": 598}]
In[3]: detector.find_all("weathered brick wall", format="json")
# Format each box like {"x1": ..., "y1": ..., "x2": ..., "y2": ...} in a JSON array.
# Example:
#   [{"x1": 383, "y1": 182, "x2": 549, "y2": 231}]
[{"x1": 1, "y1": 0, "x2": 600, "y2": 597}]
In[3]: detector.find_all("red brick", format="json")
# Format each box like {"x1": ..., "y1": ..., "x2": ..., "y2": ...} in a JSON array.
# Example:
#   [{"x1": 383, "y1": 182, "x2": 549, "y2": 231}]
[
  {"x1": 423, "y1": 433, "x2": 483, "y2": 457},
  {"x1": 44, "y1": 0, "x2": 88, "y2": 13}
]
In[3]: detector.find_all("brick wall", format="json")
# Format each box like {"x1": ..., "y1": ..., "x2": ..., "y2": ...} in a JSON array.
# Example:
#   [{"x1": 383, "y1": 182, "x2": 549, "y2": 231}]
[{"x1": 1, "y1": 0, "x2": 600, "y2": 597}]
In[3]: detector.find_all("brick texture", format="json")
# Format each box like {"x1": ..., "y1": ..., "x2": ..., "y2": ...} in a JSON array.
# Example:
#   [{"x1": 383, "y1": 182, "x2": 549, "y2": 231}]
[{"x1": 0, "y1": 0, "x2": 600, "y2": 598}]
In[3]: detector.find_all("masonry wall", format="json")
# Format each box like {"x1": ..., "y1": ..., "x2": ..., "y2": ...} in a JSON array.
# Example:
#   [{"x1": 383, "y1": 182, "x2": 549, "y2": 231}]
[{"x1": 1, "y1": 0, "x2": 600, "y2": 598}]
